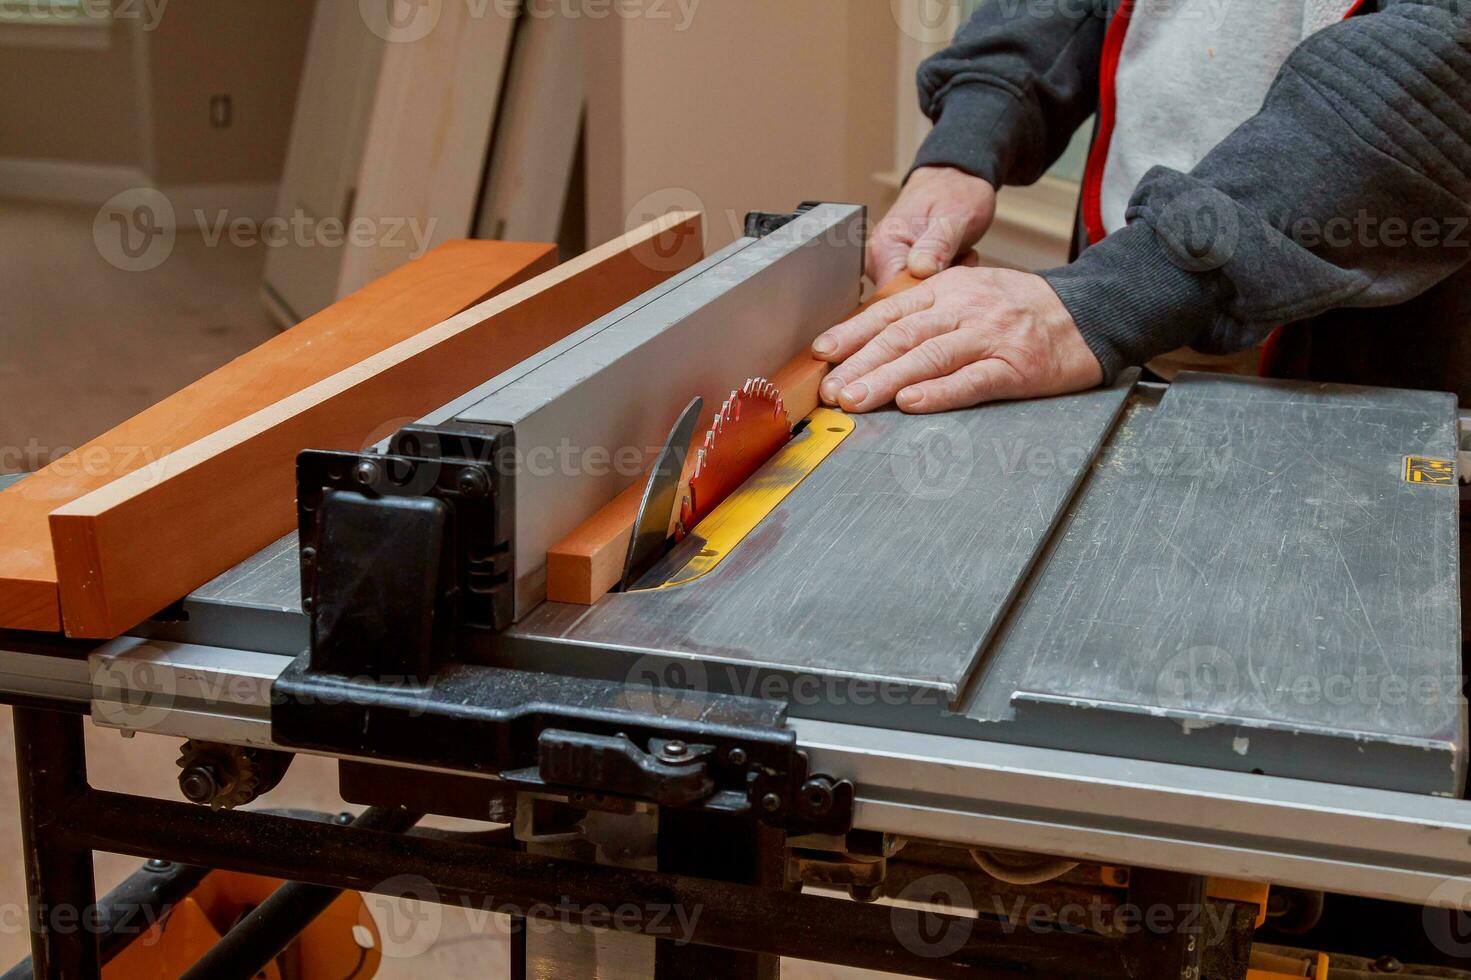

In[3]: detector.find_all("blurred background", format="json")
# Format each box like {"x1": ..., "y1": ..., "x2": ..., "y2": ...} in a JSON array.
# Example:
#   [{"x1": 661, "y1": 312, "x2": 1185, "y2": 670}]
[{"x1": 0, "y1": 0, "x2": 1092, "y2": 474}]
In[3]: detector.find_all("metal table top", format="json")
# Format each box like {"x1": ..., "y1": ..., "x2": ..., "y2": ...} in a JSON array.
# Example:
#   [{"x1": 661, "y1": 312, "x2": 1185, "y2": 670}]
[
  {"x1": 962, "y1": 374, "x2": 1464, "y2": 795},
  {"x1": 146, "y1": 373, "x2": 1466, "y2": 795},
  {"x1": 510, "y1": 376, "x2": 1136, "y2": 699},
  {"x1": 507, "y1": 374, "x2": 1465, "y2": 795}
]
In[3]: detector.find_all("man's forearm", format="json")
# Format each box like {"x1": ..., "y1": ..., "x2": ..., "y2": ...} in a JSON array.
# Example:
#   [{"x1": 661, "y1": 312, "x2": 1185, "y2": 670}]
[
  {"x1": 1044, "y1": 0, "x2": 1471, "y2": 381},
  {"x1": 912, "y1": 1, "x2": 1110, "y2": 187}
]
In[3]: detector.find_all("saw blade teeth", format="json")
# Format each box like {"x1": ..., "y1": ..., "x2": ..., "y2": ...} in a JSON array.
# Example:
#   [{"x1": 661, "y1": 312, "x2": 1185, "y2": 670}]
[{"x1": 676, "y1": 375, "x2": 795, "y2": 539}]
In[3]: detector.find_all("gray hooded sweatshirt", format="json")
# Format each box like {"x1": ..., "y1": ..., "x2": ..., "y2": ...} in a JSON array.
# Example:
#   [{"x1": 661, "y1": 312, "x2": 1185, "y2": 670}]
[{"x1": 911, "y1": 0, "x2": 1471, "y2": 396}]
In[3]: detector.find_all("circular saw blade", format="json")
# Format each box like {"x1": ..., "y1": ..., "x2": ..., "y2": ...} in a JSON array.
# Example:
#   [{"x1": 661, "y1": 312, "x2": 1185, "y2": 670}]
[{"x1": 678, "y1": 378, "x2": 791, "y2": 536}]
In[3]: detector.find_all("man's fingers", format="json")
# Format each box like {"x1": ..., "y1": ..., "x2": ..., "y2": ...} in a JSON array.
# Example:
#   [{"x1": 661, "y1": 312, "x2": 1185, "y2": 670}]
[
  {"x1": 867, "y1": 239, "x2": 911, "y2": 288},
  {"x1": 894, "y1": 358, "x2": 1028, "y2": 414},
  {"x1": 865, "y1": 213, "x2": 917, "y2": 285},
  {"x1": 812, "y1": 286, "x2": 933, "y2": 363},
  {"x1": 837, "y1": 330, "x2": 988, "y2": 413},
  {"x1": 822, "y1": 312, "x2": 955, "y2": 402},
  {"x1": 906, "y1": 214, "x2": 965, "y2": 278},
  {"x1": 812, "y1": 290, "x2": 937, "y2": 405}
]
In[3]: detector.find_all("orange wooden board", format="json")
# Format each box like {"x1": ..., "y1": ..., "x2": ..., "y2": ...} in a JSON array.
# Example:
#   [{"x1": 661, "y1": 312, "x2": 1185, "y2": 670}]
[
  {"x1": 544, "y1": 270, "x2": 922, "y2": 605},
  {"x1": 48, "y1": 212, "x2": 704, "y2": 638},
  {"x1": 0, "y1": 239, "x2": 556, "y2": 633}
]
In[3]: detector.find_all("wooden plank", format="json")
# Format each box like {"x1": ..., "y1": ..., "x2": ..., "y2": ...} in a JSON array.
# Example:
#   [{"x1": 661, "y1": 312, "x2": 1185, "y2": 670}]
[
  {"x1": 336, "y1": 0, "x2": 520, "y2": 296},
  {"x1": 544, "y1": 270, "x2": 923, "y2": 606},
  {"x1": 474, "y1": 7, "x2": 586, "y2": 243},
  {"x1": 262, "y1": 0, "x2": 387, "y2": 321},
  {"x1": 0, "y1": 239, "x2": 557, "y2": 634},
  {"x1": 48, "y1": 212, "x2": 704, "y2": 639},
  {"x1": 545, "y1": 479, "x2": 648, "y2": 607}
]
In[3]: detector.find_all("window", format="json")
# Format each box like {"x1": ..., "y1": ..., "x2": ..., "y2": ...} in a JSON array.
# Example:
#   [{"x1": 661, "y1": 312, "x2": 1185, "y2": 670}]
[
  {"x1": 959, "y1": 0, "x2": 1090, "y2": 186},
  {"x1": 0, "y1": 0, "x2": 113, "y2": 50},
  {"x1": 885, "y1": 0, "x2": 1087, "y2": 269}
]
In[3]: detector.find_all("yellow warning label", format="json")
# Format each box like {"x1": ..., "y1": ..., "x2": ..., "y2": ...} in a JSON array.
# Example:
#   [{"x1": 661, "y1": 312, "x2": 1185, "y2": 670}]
[{"x1": 1405, "y1": 456, "x2": 1456, "y2": 486}]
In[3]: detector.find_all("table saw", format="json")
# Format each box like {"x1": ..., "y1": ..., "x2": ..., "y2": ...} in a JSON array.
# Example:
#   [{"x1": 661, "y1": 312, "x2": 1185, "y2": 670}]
[{"x1": 4, "y1": 201, "x2": 1470, "y2": 979}]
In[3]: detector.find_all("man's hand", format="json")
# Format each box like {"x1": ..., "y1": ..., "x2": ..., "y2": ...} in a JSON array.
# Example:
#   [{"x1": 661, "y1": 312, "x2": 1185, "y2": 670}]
[
  {"x1": 811, "y1": 267, "x2": 1103, "y2": 414},
  {"x1": 868, "y1": 167, "x2": 998, "y2": 285}
]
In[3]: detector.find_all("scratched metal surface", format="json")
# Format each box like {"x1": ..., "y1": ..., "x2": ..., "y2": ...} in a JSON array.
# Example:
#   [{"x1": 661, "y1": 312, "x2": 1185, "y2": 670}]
[
  {"x1": 146, "y1": 374, "x2": 1465, "y2": 792},
  {"x1": 508, "y1": 377, "x2": 1136, "y2": 698},
  {"x1": 191, "y1": 533, "x2": 302, "y2": 610},
  {"x1": 959, "y1": 373, "x2": 1464, "y2": 794}
]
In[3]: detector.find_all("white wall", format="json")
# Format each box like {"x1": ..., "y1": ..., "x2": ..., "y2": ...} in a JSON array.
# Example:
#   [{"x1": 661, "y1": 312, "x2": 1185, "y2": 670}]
[{"x1": 586, "y1": 1, "x2": 900, "y2": 253}]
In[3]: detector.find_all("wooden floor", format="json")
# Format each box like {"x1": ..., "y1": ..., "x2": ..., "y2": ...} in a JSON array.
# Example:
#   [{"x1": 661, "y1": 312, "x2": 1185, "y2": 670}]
[
  {"x1": 0, "y1": 199, "x2": 283, "y2": 475},
  {"x1": 0, "y1": 200, "x2": 888, "y2": 977}
]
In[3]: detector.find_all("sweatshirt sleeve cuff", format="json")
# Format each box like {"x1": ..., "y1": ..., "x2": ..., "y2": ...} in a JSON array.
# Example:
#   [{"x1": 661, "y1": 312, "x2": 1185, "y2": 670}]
[
  {"x1": 1040, "y1": 222, "x2": 1224, "y2": 383},
  {"x1": 908, "y1": 83, "x2": 1027, "y2": 188}
]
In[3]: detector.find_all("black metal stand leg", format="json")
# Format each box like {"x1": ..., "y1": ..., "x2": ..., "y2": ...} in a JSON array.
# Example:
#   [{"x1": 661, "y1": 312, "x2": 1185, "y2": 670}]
[
  {"x1": 13, "y1": 707, "x2": 99, "y2": 980},
  {"x1": 508, "y1": 915, "x2": 526, "y2": 980},
  {"x1": 4, "y1": 860, "x2": 211, "y2": 980},
  {"x1": 1126, "y1": 868, "x2": 1207, "y2": 980},
  {"x1": 655, "y1": 809, "x2": 782, "y2": 980}
]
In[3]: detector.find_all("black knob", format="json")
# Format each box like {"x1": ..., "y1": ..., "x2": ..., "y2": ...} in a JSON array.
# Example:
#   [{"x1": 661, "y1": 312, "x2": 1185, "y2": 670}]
[{"x1": 179, "y1": 764, "x2": 219, "y2": 805}]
